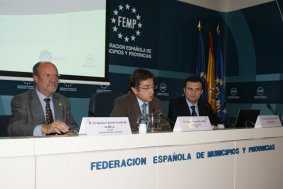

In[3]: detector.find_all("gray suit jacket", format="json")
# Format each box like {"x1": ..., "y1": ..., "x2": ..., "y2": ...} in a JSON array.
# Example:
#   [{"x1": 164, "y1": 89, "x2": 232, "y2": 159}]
[
  {"x1": 8, "y1": 89, "x2": 78, "y2": 136},
  {"x1": 110, "y1": 92, "x2": 171, "y2": 133}
]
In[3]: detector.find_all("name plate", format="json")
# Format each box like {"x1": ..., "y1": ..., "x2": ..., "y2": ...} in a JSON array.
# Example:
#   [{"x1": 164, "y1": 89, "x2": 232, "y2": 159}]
[
  {"x1": 79, "y1": 117, "x2": 132, "y2": 136},
  {"x1": 173, "y1": 116, "x2": 212, "y2": 132},
  {"x1": 255, "y1": 115, "x2": 282, "y2": 128}
]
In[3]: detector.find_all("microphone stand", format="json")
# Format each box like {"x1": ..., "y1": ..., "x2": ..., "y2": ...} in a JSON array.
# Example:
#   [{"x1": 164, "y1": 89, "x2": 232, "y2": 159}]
[
  {"x1": 151, "y1": 108, "x2": 175, "y2": 129},
  {"x1": 266, "y1": 103, "x2": 278, "y2": 115},
  {"x1": 158, "y1": 112, "x2": 175, "y2": 126},
  {"x1": 266, "y1": 103, "x2": 283, "y2": 125}
]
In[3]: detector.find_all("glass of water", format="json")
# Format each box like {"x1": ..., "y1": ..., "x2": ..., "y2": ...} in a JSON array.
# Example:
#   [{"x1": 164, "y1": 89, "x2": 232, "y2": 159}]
[{"x1": 147, "y1": 112, "x2": 161, "y2": 132}]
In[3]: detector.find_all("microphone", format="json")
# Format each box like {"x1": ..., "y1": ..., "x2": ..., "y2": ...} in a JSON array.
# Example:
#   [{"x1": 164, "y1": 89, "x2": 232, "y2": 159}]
[
  {"x1": 266, "y1": 103, "x2": 283, "y2": 125},
  {"x1": 160, "y1": 113, "x2": 175, "y2": 127},
  {"x1": 266, "y1": 103, "x2": 278, "y2": 115},
  {"x1": 152, "y1": 107, "x2": 175, "y2": 126}
]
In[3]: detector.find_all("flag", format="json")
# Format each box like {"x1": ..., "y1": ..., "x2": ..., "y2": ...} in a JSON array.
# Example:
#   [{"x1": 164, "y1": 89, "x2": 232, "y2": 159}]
[
  {"x1": 215, "y1": 25, "x2": 227, "y2": 121},
  {"x1": 195, "y1": 21, "x2": 207, "y2": 101},
  {"x1": 206, "y1": 32, "x2": 216, "y2": 112}
]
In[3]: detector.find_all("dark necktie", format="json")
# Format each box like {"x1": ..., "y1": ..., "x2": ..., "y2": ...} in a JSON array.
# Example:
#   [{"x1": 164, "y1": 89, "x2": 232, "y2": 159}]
[
  {"x1": 191, "y1": 106, "x2": 197, "y2": 116},
  {"x1": 44, "y1": 98, "x2": 54, "y2": 124},
  {"x1": 141, "y1": 103, "x2": 147, "y2": 116}
]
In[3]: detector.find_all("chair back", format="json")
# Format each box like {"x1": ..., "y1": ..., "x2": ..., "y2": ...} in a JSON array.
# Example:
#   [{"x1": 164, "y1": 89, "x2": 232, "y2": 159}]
[
  {"x1": 88, "y1": 91, "x2": 122, "y2": 117},
  {"x1": 0, "y1": 115, "x2": 12, "y2": 137}
]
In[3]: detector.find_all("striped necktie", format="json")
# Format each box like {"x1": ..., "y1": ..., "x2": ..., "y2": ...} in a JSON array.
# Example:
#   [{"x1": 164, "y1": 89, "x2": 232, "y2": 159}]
[{"x1": 44, "y1": 98, "x2": 54, "y2": 124}]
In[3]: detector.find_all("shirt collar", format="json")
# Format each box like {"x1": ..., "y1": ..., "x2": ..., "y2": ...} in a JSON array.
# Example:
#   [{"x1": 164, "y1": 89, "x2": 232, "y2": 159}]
[
  {"x1": 185, "y1": 98, "x2": 198, "y2": 108},
  {"x1": 136, "y1": 97, "x2": 148, "y2": 107},
  {"x1": 36, "y1": 89, "x2": 53, "y2": 102}
]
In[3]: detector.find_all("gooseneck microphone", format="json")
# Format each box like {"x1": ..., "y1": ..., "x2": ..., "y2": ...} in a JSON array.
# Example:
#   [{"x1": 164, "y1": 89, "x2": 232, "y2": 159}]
[
  {"x1": 266, "y1": 103, "x2": 283, "y2": 125},
  {"x1": 152, "y1": 107, "x2": 175, "y2": 126}
]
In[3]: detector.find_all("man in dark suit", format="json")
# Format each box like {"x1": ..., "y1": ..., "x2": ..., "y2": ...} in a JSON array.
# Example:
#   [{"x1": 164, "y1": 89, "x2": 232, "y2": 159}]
[
  {"x1": 110, "y1": 68, "x2": 171, "y2": 133},
  {"x1": 168, "y1": 76, "x2": 222, "y2": 130},
  {"x1": 8, "y1": 61, "x2": 78, "y2": 136}
]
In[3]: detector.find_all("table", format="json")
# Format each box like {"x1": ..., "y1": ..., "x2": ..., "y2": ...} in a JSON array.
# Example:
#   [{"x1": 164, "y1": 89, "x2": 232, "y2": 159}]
[{"x1": 1, "y1": 127, "x2": 283, "y2": 189}]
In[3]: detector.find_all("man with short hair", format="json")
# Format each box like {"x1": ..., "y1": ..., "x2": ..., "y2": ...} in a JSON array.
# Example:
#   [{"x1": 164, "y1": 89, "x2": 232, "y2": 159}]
[
  {"x1": 8, "y1": 61, "x2": 78, "y2": 136},
  {"x1": 110, "y1": 68, "x2": 171, "y2": 133},
  {"x1": 168, "y1": 75, "x2": 222, "y2": 130}
]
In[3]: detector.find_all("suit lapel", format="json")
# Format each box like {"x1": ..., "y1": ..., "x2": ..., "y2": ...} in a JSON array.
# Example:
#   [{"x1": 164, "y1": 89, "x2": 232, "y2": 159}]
[
  {"x1": 31, "y1": 90, "x2": 46, "y2": 123},
  {"x1": 129, "y1": 93, "x2": 141, "y2": 122},
  {"x1": 149, "y1": 99, "x2": 159, "y2": 114},
  {"x1": 198, "y1": 102, "x2": 205, "y2": 116},
  {"x1": 53, "y1": 94, "x2": 63, "y2": 121},
  {"x1": 181, "y1": 97, "x2": 191, "y2": 116},
  {"x1": 126, "y1": 93, "x2": 143, "y2": 126}
]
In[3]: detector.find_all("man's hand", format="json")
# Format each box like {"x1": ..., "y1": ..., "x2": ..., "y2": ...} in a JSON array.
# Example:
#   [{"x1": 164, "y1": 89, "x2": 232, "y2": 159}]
[{"x1": 41, "y1": 120, "x2": 69, "y2": 135}]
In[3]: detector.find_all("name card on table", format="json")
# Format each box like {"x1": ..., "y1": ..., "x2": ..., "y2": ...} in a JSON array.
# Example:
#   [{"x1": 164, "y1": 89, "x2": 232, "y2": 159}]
[
  {"x1": 173, "y1": 116, "x2": 212, "y2": 132},
  {"x1": 79, "y1": 117, "x2": 132, "y2": 136},
  {"x1": 255, "y1": 115, "x2": 282, "y2": 128}
]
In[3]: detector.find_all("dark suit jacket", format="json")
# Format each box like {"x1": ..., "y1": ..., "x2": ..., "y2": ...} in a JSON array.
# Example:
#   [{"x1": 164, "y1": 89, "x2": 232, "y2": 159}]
[
  {"x1": 168, "y1": 96, "x2": 223, "y2": 129},
  {"x1": 8, "y1": 89, "x2": 78, "y2": 136},
  {"x1": 110, "y1": 92, "x2": 171, "y2": 133}
]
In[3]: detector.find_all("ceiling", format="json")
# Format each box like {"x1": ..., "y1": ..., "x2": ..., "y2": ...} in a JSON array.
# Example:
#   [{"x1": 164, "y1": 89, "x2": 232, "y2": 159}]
[{"x1": 177, "y1": 0, "x2": 275, "y2": 12}]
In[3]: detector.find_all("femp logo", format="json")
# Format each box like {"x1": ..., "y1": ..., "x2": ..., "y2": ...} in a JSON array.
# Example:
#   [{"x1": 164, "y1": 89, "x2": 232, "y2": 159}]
[
  {"x1": 227, "y1": 87, "x2": 240, "y2": 100},
  {"x1": 254, "y1": 86, "x2": 267, "y2": 100},
  {"x1": 108, "y1": 3, "x2": 152, "y2": 59},
  {"x1": 59, "y1": 83, "x2": 77, "y2": 92},
  {"x1": 256, "y1": 87, "x2": 264, "y2": 96},
  {"x1": 159, "y1": 83, "x2": 167, "y2": 93},
  {"x1": 156, "y1": 82, "x2": 169, "y2": 97},
  {"x1": 230, "y1": 87, "x2": 238, "y2": 96},
  {"x1": 96, "y1": 85, "x2": 111, "y2": 93},
  {"x1": 17, "y1": 81, "x2": 34, "y2": 90},
  {"x1": 111, "y1": 4, "x2": 142, "y2": 43}
]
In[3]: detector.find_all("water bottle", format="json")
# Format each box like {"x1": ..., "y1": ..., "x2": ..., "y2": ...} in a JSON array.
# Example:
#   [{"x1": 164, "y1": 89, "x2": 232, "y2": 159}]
[{"x1": 138, "y1": 116, "x2": 147, "y2": 134}]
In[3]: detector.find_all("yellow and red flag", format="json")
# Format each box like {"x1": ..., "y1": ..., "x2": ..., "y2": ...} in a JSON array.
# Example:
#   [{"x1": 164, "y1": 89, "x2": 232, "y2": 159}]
[{"x1": 206, "y1": 32, "x2": 216, "y2": 112}]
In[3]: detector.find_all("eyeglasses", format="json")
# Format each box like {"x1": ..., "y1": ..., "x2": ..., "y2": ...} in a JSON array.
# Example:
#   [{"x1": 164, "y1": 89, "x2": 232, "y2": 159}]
[
  {"x1": 38, "y1": 73, "x2": 60, "y2": 80},
  {"x1": 138, "y1": 85, "x2": 155, "y2": 91}
]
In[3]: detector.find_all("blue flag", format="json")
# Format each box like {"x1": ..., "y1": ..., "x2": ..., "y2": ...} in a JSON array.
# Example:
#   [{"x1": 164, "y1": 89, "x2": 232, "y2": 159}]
[
  {"x1": 215, "y1": 25, "x2": 227, "y2": 121},
  {"x1": 195, "y1": 21, "x2": 207, "y2": 101}
]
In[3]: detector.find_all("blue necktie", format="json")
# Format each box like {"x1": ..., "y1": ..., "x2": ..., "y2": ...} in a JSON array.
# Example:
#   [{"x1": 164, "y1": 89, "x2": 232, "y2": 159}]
[
  {"x1": 191, "y1": 106, "x2": 197, "y2": 116},
  {"x1": 141, "y1": 103, "x2": 147, "y2": 115}
]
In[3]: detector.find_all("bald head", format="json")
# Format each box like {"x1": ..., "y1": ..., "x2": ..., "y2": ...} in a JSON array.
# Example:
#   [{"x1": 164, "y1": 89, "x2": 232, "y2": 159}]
[{"x1": 33, "y1": 62, "x2": 59, "y2": 97}]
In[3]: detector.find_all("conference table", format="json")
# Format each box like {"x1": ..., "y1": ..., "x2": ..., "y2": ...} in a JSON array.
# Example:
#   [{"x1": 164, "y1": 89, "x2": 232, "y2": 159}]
[{"x1": 0, "y1": 127, "x2": 283, "y2": 189}]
